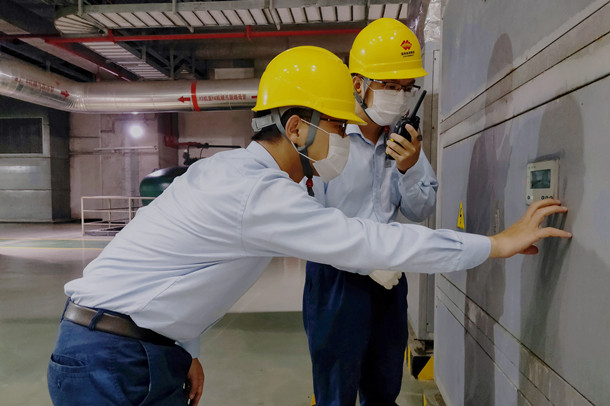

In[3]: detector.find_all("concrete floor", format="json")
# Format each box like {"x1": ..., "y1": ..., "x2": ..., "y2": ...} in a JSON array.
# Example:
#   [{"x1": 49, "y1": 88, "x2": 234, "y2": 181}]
[{"x1": 0, "y1": 222, "x2": 436, "y2": 406}]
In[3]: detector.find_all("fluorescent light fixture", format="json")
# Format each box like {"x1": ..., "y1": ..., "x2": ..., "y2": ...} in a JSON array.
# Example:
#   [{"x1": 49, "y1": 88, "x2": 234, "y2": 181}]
[
  {"x1": 195, "y1": 10, "x2": 218, "y2": 25},
  {"x1": 290, "y1": 7, "x2": 306, "y2": 23},
  {"x1": 368, "y1": 5, "x2": 383, "y2": 20},
  {"x1": 336, "y1": 6, "x2": 352, "y2": 22},
  {"x1": 276, "y1": 8, "x2": 293, "y2": 24},
  {"x1": 236, "y1": 9, "x2": 256, "y2": 25},
  {"x1": 352, "y1": 5, "x2": 365, "y2": 21},
  {"x1": 149, "y1": 11, "x2": 173, "y2": 26},
  {"x1": 304, "y1": 6, "x2": 321, "y2": 22},
  {"x1": 398, "y1": 4, "x2": 409, "y2": 19},
  {"x1": 384, "y1": 4, "x2": 400, "y2": 18},
  {"x1": 209, "y1": 10, "x2": 230, "y2": 25},
  {"x1": 320, "y1": 6, "x2": 336, "y2": 22}
]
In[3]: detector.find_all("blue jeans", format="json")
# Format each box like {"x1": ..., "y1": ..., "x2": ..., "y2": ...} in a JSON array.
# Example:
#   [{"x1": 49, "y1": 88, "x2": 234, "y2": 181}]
[
  {"x1": 47, "y1": 304, "x2": 192, "y2": 405},
  {"x1": 303, "y1": 262, "x2": 408, "y2": 406}
]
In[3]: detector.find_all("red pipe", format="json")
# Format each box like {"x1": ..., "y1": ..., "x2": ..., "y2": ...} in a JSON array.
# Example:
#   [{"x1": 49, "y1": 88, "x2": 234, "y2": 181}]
[
  {"x1": 0, "y1": 26, "x2": 361, "y2": 44},
  {"x1": 245, "y1": 28, "x2": 362, "y2": 38},
  {"x1": 1, "y1": 26, "x2": 361, "y2": 81},
  {"x1": 164, "y1": 135, "x2": 205, "y2": 149}
]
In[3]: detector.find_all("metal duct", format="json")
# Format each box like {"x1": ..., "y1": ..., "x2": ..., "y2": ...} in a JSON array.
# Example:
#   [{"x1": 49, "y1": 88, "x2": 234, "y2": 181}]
[{"x1": 0, "y1": 57, "x2": 259, "y2": 113}]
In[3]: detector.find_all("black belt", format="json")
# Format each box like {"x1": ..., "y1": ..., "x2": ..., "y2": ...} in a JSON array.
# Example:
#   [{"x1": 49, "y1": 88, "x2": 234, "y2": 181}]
[{"x1": 64, "y1": 301, "x2": 175, "y2": 346}]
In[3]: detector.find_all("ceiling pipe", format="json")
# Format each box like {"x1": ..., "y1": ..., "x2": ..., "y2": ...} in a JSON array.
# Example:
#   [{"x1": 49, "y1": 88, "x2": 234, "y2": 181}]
[
  {"x1": 0, "y1": 26, "x2": 362, "y2": 44},
  {"x1": 0, "y1": 57, "x2": 259, "y2": 113}
]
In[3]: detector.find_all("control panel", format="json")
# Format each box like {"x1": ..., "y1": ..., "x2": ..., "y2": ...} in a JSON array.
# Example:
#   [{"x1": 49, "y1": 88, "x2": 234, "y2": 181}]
[{"x1": 526, "y1": 159, "x2": 559, "y2": 205}]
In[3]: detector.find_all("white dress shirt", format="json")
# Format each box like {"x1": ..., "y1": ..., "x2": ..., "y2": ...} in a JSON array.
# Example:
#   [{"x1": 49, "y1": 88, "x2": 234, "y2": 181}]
[{"x1": 66, "y1": 141, "x2": 489, "y2": 357}]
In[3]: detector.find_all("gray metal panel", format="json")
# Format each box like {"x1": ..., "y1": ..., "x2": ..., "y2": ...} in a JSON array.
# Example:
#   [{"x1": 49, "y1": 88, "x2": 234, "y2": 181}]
[
  {"x1": 0, "y1": 158, "x2": 51, "y2": 190},
  {"x1": 437, "y1": 39, "x2": 610, "y2": 406},
  {"x1": 440, "y1": 0, "x2": 601, "y2": 120},
  {"x1": 0, "y1": 190, "x2": 52, "y2": 221},
  {"x1": 0, "y1": 98, "x2": 70, "y2": 221},
  {"x1": 435, "y1": 1, "x2": 610, "y2": 405}
]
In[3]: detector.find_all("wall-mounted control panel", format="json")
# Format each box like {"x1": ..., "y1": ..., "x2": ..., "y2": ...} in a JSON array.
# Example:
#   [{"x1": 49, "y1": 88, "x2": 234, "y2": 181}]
[{"x1": 526, "y1": 159, "x2": 559, "y2": 205}]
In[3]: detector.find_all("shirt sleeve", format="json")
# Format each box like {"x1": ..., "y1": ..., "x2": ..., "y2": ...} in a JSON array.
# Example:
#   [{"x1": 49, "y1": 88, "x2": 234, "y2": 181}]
[
  {"x1": 241, "y1": 174, "x2": 490, "y2": 274},
  {"x1": 396, "y1": 151, "x2": 439, "y2": 222},
  {"x1": 177, "y1": 337, "x2": 200, "y2": 358},
  {"x1": 298, "y1": 175, "x2": 326, "y2": 206}
]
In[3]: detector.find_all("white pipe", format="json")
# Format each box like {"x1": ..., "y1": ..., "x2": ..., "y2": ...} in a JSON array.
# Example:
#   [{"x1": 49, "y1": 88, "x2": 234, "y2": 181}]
[{"x1": 0, "y1": 57, "x2": 259, "y2": 113}]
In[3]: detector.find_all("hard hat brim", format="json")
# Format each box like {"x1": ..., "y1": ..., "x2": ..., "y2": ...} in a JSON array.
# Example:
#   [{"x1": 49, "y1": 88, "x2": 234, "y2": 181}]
[
  {"x1": 351, "y1": 66, "x2": 428, "y2": 81},
  {"x1": 325, "y1": 109, "x2": 367, "y2": 125}
]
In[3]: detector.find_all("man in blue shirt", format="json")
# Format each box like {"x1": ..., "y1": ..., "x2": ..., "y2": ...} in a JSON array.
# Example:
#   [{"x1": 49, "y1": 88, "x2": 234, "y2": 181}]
[
  {"x1": 302, "y1": 19, "x2": 435, "y2": 406},
  {"x1": 47, "y1": 45, "x2": 571, "y2": 406}
]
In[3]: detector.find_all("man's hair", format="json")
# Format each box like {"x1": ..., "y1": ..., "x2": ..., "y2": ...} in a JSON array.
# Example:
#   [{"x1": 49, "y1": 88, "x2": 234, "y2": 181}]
[{"x1": 251, "y1": 108, "x2": 314, "y2": 142}]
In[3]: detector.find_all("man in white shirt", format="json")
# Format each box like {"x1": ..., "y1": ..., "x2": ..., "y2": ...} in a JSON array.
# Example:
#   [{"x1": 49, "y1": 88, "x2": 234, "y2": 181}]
[{"x1": 47, "y1": 45, "x2": 571, "y2": 406}]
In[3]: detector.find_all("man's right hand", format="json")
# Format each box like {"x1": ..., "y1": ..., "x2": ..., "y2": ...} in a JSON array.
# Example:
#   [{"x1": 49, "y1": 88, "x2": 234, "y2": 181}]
[
  {"x1": 186, "y1": 358, "x2": 204, "y2": 406},
  {"x1": 488, "y1": 199, "x2": 572, "y2": 258}
]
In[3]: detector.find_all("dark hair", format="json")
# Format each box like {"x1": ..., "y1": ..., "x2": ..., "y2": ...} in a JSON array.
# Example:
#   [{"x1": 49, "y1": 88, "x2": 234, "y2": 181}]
[{"x1": 251, "y1": 108, "x2": 314, "y2": 142}]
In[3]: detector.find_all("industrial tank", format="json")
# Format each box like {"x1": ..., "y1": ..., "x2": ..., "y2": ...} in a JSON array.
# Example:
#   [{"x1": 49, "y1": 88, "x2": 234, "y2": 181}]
[{"x1": 139, "y1": 166, "x2": 188, "y2": 205}]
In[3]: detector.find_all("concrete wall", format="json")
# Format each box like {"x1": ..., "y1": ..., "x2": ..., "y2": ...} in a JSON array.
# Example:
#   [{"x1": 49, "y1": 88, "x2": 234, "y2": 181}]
[
  {"x1": 0, "y1": 97, "x2": 70, "y2": 222},
  {"x1": 70, "y1": 110, "x2": 253, "y2": 219},
  {"x1": 70, "y1": 113, "x2": 167, "y2": 219},
  {"x1": 435, "y1": 1, "x2": 609, "y2": 405},
  {"x1": 178, "y1": 110, "x2": 253, "y2": 154}
]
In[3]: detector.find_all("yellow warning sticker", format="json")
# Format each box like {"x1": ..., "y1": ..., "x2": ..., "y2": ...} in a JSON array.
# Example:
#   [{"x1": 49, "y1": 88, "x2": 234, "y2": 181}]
[{"x1": 457, "y1": 202, "x2": 465, "y2": 230}]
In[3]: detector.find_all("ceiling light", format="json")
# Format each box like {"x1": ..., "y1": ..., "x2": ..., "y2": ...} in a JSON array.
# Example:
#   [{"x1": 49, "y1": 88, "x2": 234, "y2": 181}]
[{"x1": 129, "y1": 124, "x2": 144, "y2": 138}]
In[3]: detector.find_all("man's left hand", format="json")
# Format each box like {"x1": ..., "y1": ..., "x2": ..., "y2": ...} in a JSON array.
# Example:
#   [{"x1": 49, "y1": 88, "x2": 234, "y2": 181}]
[
  {"x1": 186, "y1": 358, "x2": 204, "y2": 405},
  {"x1": 386, "y1": 124, "x2": 421, "y2": 173}
]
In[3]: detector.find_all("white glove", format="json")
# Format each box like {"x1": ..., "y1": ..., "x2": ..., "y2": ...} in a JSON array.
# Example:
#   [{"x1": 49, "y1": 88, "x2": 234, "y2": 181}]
[{"x1": 369, "y1": 270, "x2": 402, "y2": 290}]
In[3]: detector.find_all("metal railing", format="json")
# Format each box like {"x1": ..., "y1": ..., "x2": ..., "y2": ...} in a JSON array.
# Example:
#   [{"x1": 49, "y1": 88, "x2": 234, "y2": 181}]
[{"x1": 80, "y1": 196, "x2": 154, "y2": 236}]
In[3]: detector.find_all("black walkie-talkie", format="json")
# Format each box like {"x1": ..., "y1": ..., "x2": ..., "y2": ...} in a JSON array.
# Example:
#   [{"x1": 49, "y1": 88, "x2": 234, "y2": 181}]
[{"x1": 386, "y1": 90, "x2": 427, "y2": 160}]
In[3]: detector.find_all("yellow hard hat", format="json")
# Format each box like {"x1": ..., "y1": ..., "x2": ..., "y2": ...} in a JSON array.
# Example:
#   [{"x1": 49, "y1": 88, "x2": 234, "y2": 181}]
[
  {"x1": 253, "y1": 46, "x2": 366, "y2": 125},
  {"x1": 349, "y1": 18, "x2": 427, "y2": 80}
]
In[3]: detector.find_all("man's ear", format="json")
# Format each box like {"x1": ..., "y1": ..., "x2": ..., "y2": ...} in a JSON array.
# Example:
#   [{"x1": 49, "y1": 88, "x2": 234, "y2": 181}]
[
  {"x1": 353, "y1": 76, "x2": 364, "y2": 98},
  {"x1": 285, "y1": 114, "x2": 303, "y2": 145}
]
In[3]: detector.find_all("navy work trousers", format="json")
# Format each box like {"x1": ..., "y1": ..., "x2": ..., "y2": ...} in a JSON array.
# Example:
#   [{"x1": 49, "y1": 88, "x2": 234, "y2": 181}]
[
  {"x1": 303, "y1": 262, "x2": 408, "y2": 406},
  {"x1": 47, "y1": 305, "x2": 192, "y2": 405}
]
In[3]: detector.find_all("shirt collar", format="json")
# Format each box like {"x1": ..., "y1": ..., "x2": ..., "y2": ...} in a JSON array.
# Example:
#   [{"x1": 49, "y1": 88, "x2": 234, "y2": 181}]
[
  {"x1": 247, "y1": 141, "x2": 281, "y2": 170},
  {"x1": 346, "y1": 124, "x2": 367, "y2": 143},
  {"x1": 346, "y1": 124, "x2": 387, "y2": 148}
]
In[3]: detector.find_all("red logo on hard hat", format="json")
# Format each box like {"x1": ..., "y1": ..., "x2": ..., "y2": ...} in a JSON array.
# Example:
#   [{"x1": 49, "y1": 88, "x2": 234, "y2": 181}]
[{"x1": 401, "y1": 40, "x2": 412, "y2": 50}]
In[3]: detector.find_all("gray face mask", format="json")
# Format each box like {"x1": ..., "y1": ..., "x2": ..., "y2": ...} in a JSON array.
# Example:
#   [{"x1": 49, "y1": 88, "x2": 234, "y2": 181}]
[{"x1": 294, "y1": 119, "x2": 351, "y2": 183}]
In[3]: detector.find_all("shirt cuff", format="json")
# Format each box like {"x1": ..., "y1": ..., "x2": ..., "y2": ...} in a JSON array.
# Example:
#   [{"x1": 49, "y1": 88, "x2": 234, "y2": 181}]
[
  {"x1": 455, "y1": 232, "x2": 492, "y2": 270},
  {"x1": 398, "y1": 153, "x2": 426, "y2": 189}
]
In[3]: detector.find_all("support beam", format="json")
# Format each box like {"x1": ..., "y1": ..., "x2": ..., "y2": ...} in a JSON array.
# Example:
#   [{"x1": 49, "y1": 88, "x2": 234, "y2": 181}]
[{"x1": 0, "y1": 41, "x2": 93, "y2": 82}]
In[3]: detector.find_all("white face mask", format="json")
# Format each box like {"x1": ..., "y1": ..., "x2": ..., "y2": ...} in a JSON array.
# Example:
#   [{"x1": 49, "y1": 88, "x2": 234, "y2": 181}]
[
  {"x1": 365, "y1": 88, "x2": 410, "y2": 126},
  {"x1": 292, "y1": 119, "x2": 351, "y2": 183}
]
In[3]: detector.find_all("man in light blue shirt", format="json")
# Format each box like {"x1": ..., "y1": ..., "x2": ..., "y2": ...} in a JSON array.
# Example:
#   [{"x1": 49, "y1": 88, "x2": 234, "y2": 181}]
[
  {"x1": 301, "y1": 19, "x2": 442, "y2": 406},
  {"x1": 47, "y1": 46, "x2": 571, "y2": 406}
]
